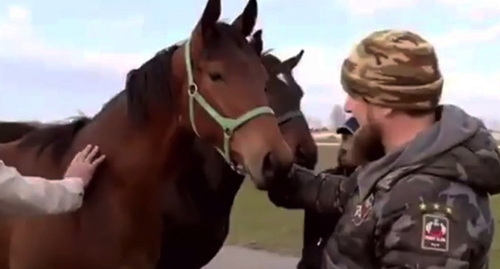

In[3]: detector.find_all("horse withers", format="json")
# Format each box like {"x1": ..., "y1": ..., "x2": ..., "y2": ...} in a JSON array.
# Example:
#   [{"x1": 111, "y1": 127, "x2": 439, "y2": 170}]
[{"x1": 0, "y1": 0, "x2": 294, "y2": 268}]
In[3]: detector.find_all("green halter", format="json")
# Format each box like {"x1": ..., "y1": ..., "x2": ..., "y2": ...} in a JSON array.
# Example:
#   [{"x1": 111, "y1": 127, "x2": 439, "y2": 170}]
[{"x1": 183, "y1": 38, "x2": 275, "y2": 170}]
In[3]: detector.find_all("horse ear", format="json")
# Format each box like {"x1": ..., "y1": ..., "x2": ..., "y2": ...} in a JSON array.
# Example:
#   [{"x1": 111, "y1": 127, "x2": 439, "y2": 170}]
[
  {"x1": 249, "y1": 30, "x2": 263, "y2": 55},
  {"x1": 193, "y1": 0, "x2": 221, "y2": 42},
  {"x1": 232, "y1": 0, "x2": 258, "y2": 37},
  {"x1": 283, "y1": 49, "x2": 304, "y2": 70}
]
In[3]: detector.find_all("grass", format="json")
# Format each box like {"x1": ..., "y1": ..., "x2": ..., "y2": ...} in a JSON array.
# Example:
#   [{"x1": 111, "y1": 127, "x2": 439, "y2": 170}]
[
  {"x1": 226, "y1": 145, "x2": 500, "y2": 267},
  {"x1": 227, "y1": 180, "x2": 304, "y2": 256}
]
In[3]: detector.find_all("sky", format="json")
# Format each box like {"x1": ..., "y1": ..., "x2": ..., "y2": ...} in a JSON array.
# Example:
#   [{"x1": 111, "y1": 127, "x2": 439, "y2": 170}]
[{"x1": 1, "y1": 0, "x2": 500, "y2": 126}]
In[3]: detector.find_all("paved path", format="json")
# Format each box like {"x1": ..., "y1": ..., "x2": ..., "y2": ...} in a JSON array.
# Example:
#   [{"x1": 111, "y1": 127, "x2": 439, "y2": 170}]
[{"x1": 204, "y1": 246, "x2": 299, "y2": 269}]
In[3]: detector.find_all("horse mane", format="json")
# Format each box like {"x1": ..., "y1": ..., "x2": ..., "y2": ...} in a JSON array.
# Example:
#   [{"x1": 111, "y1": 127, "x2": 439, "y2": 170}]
[
  {"x1": 17, "y1": 117, "x2": 91, "y2": 162},
  {"x1": 15, "y1": 22, "x2": 246, "y2": 163},
  {"x1": 124, "y1": 44, "x2": 177, "y2": 124},
  {"x1": 15, "y1": 37, "x2": 180, "y2": 162},
  {"x1": 125, "y1": 22, "x2": 245, "y2": 124}
]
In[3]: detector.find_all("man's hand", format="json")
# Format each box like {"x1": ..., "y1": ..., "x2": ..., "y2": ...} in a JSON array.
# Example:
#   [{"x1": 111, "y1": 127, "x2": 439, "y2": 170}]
[
  {"x1": 267, "y1": 164, "x2": 311, "y2": 209},
  {"x1": 64, "y1": 145, "x2": 106, "y2": 187}
]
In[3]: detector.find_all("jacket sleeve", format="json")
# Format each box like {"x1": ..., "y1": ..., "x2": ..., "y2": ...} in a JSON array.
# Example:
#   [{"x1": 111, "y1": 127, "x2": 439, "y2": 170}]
[
  {"x1": 268, "y1": 164, "x2": 352, "y2": 214},
  {"x1": 375, "y1": 174, "x2": 490, "y2": 268},
  {"x1": 0, "y1": 161, "x2": 84, "y2": 216}
]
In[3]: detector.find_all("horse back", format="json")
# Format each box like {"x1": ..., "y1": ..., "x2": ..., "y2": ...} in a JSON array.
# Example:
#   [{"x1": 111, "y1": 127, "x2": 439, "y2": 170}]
[
  {"x1": 0, "y1": 122, "x2": 39, "y2": 144},
  {"x1": 0, "y1": 141, "x2": 84, "y2": 268},
  {"x1": 0, "y1": 121, "x2": 125, "y2": 269}
]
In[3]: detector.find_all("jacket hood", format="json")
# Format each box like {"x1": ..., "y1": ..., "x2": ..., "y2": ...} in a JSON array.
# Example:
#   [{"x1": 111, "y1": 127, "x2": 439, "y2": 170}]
[{"x1": 357, "y1": 105, "x2": 500, "y2": 199}]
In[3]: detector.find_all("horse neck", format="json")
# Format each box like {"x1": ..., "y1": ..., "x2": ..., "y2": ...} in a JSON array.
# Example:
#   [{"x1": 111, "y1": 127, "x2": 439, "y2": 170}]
[
  {"x1": 79, "y1": 93, "x2": 190, "y2": 235},
  {"x1": 173, "y1": 139, "x2": 245, "y2": 220}
]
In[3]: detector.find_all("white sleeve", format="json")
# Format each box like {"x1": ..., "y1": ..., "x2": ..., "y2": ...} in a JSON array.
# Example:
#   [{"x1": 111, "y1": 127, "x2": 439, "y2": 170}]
[{"x1": 0, "y1": 161, "x2": 84, "y2": 217}]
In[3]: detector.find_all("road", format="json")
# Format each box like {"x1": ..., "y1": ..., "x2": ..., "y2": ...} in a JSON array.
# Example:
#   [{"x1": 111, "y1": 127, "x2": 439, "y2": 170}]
[
  {"x1": 204, "y1": 246, "x2": 299, "y2": 269},
  {"x1": 204, "y1": 144, "x2": 337, "y2": 268}
]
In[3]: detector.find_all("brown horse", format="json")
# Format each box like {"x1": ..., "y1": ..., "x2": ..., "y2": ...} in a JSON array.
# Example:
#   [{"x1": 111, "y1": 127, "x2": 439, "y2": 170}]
[
  {"x1": 0, "y1": 32, "x2": 317, "y2": 269},
  {"x1": 0, "y1": 0, "x2": 294, "y2": 268}
]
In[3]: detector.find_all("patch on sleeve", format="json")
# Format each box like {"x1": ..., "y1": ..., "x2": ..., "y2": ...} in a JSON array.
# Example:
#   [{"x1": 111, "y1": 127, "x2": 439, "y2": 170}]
[
  {"x1": 421, "y1": 213, "x2": 449, "y2": 252},
  {"x1": 352, "y1": 194, "x2": 374, "y2": 226}
]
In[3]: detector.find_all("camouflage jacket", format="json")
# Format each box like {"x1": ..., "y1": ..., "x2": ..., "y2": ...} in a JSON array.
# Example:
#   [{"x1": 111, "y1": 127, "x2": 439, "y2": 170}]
[{"x1": 274, "y1": 105, "x2": 500, "y2": 269}]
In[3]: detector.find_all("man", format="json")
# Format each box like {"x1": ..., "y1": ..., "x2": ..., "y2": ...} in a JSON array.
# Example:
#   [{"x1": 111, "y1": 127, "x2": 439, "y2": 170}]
[
  {"x1": 325, "y1": 116, "x2": 360, "y2": 176},
  {"x1": 269, "y1": 29, "x2": 500, "y2": 268},
  {"x1": 298, "y1": 117, "x2": 360, "y2": 269},
  {"x1": 0, "y1": 144, "x2": 105, "y2": 216}
]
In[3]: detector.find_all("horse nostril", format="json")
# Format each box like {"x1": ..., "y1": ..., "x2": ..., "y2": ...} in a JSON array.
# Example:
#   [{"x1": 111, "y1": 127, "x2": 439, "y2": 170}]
[
  {"x1": 295, "y1": 148, "x2": 306, "y2": 164},
  {"x1": 262, "y1": 151, "x2": 291, "y2": 184},
  {"x1": 262, "y1": 152, "x2": 274, "y2": 181}
]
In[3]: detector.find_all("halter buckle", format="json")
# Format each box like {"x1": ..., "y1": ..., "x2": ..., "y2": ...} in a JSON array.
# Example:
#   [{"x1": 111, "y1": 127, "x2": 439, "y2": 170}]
[{"x1": 188, "y1": 83, "x2": 198, "y2": 96}]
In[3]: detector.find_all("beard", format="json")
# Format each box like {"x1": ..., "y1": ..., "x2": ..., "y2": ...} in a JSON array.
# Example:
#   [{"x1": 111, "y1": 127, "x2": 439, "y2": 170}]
[{"x1": 348, "y1": 121, "x2": 385, "y2": 166}]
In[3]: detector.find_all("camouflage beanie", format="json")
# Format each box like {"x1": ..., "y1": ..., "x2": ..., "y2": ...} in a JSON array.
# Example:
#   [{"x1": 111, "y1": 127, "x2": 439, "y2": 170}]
[{"x1": 341, "y1": 29, "x2": 443, "y2": 110}]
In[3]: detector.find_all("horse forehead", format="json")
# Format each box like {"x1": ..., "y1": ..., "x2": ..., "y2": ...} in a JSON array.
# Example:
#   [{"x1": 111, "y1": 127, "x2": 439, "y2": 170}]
[
  {"x1": 262, "y1": 59, "x2": 281, "y2": 71},
  {"x1": 276, "y1": 72, "x2": 301, "y2": 92},
  {"x1": 223, "y1": 53, "x2": 267, "y2": 78},
  {"x1": 276, "y1": 73, "x2": 290, "y2": 86},
  {"x1": 208, "y1": 46, "x2": 258, "y2": 66}
]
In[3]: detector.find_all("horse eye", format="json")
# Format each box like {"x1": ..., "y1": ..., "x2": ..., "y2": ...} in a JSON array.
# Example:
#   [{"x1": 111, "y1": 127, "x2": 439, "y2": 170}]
[{"x1": 209, "y1": 72, "x2": 223, "y2": 81}]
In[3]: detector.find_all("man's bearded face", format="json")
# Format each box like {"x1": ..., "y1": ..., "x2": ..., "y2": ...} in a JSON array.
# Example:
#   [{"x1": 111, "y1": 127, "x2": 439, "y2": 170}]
[{"x1": 348, "y1": 104, "x2": 385, "y2": 166}]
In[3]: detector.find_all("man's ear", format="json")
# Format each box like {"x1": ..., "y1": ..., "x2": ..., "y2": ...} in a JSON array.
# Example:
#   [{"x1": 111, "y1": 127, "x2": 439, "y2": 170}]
[
  {"x1": 382, "y1": 107, "x2": 403, "y2": 120},
  {"x1": 382, "y1": 107, "x2": 393, "y2": 118}
]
